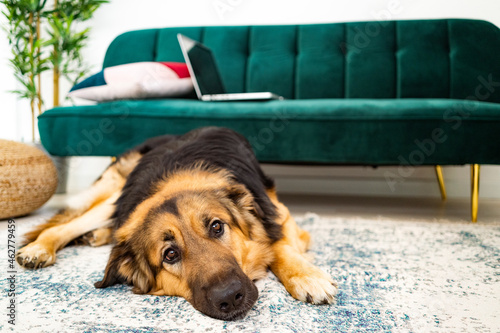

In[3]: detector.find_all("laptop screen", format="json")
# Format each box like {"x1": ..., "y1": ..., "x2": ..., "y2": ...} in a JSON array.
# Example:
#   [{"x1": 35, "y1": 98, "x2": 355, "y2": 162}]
[{"x1": 178, "y1": 34, "x2": 226, "y2": 96}]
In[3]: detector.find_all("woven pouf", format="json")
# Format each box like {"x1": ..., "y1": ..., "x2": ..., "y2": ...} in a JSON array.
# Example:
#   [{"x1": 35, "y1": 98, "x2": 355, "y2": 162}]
[{"x1": 0, "y1": 140, "x2": 58, "y2": 219}]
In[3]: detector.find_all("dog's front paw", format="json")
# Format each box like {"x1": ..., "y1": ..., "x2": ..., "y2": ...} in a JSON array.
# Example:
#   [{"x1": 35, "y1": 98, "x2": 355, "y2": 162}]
[
  {"x1": 286, "y1": 268, "x2": 338, "y2": 305},
  {"x1": 16, "y1": 243, "x2": 56, "y2": 269}
]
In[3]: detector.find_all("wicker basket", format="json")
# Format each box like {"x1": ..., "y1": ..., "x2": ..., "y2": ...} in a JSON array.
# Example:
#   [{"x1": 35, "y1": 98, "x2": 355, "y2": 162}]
[{"x1": 0, "y1": 140, "x2": 58, "y2": 219}]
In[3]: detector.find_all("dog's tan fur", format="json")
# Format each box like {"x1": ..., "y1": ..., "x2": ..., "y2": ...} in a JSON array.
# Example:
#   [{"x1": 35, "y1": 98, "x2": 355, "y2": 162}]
[
  {"x1": 17, "y1": 152, "x2": 139, "y2": 269},
  {"x1": 17, "y1": 150, "x2": 337, "y2": 309}
]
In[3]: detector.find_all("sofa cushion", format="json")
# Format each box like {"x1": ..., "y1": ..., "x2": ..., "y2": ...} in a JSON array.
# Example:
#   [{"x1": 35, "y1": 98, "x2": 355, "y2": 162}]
[
  {"x1": 38, "y1": 99, "x2": 500, "y2": 165},
  {"x1": 101, "y1": 19, "x2": 500, "y2": 103}
]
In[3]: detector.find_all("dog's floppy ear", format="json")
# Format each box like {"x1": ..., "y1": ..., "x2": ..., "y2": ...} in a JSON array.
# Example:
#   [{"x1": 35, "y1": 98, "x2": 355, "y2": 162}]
[
  {"x1": 94, "y1": 243, "x2": 129, "y2": 289},
  {"x1": 227, "y1": 183, "x2": 264, "y2": 219},
  {"x1": 227, "y1": 183, "x2": 283, "y2": 242},
  {"x1": 94, "y1": 242, "x2": 154, "y2": 294}
]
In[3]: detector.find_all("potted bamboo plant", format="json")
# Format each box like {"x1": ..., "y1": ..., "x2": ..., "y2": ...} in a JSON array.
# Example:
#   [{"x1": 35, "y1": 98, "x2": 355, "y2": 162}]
[
  {"x1": 1, "y1": 0, "x2": 107, "y2": 193},
  {"x1": 1, "y1": 0, "x2": 108, "y2": 141},
  {"x1": 2, "y1": 0, "x2": 48, "y2": 141}
]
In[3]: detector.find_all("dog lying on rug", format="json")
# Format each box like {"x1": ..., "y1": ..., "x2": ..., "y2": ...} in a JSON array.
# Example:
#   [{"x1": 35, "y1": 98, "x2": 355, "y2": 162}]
[{"x1": 16, "y1": 127, "x2": 337, "y2": 320}]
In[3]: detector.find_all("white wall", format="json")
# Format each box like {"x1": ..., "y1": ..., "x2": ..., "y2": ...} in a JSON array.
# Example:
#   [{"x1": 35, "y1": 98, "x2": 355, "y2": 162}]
[
  {"x1": 1, "y1": 0, "x2": 500, "y2": 197},
  {"x1": 0, "y1": 20, "x2": 19, "y2": 141}
]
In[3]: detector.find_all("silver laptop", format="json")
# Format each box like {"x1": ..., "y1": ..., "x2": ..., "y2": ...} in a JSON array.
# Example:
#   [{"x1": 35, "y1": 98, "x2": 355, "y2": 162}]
[{"x1": 177, "y1": 34, "x2": 284, "y2": 102}]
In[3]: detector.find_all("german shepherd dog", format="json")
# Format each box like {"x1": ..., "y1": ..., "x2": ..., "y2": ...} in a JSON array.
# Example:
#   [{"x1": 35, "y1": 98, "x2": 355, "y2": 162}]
[{"x1": 16, "y1": 127, "x2": 337, "y2": 320}]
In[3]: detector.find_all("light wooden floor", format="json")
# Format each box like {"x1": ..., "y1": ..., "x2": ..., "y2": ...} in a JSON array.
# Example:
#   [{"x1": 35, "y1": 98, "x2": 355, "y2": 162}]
[{"x1": 280, "y1": 193, "x2": 500, "y2": 225}]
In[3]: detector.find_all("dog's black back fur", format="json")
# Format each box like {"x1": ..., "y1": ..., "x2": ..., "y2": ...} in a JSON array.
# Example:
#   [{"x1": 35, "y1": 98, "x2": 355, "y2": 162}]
[{"x1": 112, "y1": 127, "x2": 282, "y2": 242}]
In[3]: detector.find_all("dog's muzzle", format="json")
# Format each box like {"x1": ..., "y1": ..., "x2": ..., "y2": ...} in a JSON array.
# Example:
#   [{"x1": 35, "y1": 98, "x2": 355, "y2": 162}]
[{"x1": 190, "y1": 268, "x2": 258, "y2": 320}]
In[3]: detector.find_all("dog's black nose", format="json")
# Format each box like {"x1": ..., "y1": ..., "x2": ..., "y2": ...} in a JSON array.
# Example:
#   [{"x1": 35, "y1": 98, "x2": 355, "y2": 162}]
[{"x1": 208, "y1": 279, "x2": 245, "y2": 313}]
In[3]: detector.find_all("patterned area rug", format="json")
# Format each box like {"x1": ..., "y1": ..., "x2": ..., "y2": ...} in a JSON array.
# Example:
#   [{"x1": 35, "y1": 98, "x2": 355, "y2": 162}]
[{"x1": 1, "y1": 213, "x2": 499, "y2": 332}]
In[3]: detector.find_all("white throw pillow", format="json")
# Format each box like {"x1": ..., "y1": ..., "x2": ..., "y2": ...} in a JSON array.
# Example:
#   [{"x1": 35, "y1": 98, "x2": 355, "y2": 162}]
[{"x1": 67, "y1": 62, "x2": 193, "y2": 102}]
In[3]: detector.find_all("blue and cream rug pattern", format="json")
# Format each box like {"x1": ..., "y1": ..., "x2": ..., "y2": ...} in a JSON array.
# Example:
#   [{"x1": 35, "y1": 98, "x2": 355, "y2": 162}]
[{"x1": 1, "y1": 213, "x2": 499, "y2": 332}]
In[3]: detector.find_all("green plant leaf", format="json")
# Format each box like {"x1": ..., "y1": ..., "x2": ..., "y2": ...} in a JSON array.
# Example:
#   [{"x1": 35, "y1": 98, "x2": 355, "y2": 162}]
[{"x1": 3, "y1": 0, "x2": 108, "y2": 117}]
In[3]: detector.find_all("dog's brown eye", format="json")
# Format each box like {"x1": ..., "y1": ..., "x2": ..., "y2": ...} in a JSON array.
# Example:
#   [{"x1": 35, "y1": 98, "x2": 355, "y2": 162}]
[
  {"x1": 210, "y1": 219, "x2": 224, "y2": 238},
  {"x1": 163, "y1": 248, "x2": 180, "y2": 263}
]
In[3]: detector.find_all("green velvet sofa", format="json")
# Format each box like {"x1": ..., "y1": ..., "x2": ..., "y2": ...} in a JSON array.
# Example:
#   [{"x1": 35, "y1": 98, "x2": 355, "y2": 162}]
[{"x1": 38, "y1": 19, "x2": 500, "y2": 221}]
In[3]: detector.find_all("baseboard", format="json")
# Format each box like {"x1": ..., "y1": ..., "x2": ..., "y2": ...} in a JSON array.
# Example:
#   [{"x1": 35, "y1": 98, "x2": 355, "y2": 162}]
[{"x1": 262, "y1": 164, "x2": 500, "y2": 199}]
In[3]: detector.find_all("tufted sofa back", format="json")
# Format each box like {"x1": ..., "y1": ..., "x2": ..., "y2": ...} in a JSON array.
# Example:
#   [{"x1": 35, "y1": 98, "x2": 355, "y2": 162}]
[{"x1": 103, "y1": 19, "x2": 500, "y2": 102}]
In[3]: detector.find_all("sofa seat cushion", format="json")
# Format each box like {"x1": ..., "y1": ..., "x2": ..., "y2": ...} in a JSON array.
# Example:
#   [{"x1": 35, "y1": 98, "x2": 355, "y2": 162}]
[{"x1": 38, "y1": 99, "x2": 500, "y2": 165}]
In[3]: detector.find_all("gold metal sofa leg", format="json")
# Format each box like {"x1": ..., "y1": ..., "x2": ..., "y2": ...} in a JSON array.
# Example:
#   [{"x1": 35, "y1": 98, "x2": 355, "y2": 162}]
[
  {"x1": 470, "y1": 164, "x2": 480, "y2": 223},
  {"x1": 434, "y1": 165, "x2": 446, "y2": 201}
]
